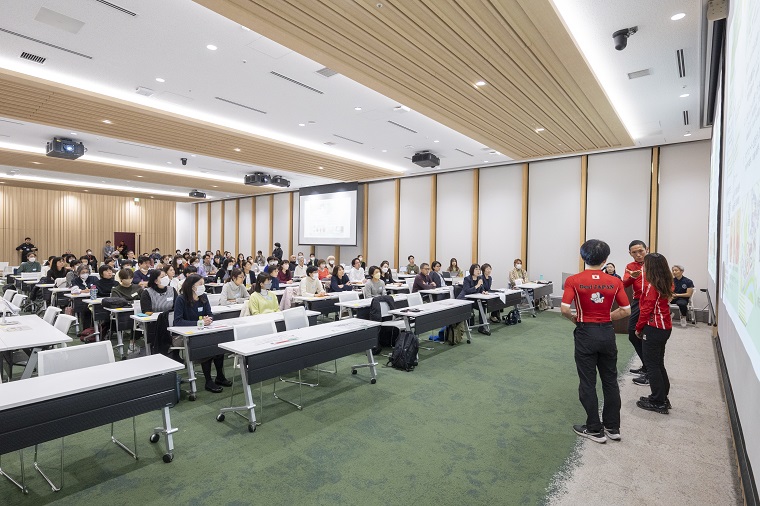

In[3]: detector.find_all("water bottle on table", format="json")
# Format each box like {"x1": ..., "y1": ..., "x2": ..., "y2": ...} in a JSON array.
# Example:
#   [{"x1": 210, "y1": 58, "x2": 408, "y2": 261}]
[
  {"x1": 90, "y1": 284, "x2": 97, "y2": 300},
  {"x1": 197, "y1": 316, "x2": 204, "y2": 330}
]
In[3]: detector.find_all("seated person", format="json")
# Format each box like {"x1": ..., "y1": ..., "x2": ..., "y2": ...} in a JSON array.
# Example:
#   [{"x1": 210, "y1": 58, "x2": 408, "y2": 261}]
[
  {"x1": 18, "y1": 253, "x2": 42, "y2": 273},
  {"x1": 358, "y1": 254, "x2": 366, "y2": 269},
  {"x1": 190, "y1": 256, "x2": 207, "y2": 277},
  {"x1": 254, "y1": 251, "x2": 265, "y2": 266},
  {"x1": 300, "y1": 265, "x2": 326, "y2": 296},
  {"x1": 94, "y1": 265, "x2": 117, "y2": 297},
  {"x1": 379, "y1": 260, "x2": 398, "y2": 284},
  {"x1": 412, "y1": 263, "x2": 437, "y2": 292},
  {"x1": 263, "y1": 256, "x2": 279, "y2": 274},
  {"x1": 481, "y1": 263, "x2": 501, "y2": 323},
  {"x1": 362, "y1": 266, "x2": 386, "y2": 298},
  {"x1": 347, "y1": 257, "x2": 366, "y2": 283},
  {"x1": 604, "y1": 263, "x2": 622, "y2": 279},
  {"x1": 174, "y1": 275, "x2": 231, "y2": 393},
  {"x1": 671, "y1": 264, "x2": 694, "y2": 327},
  {"x1": 67, "y1": 264, "x2": 98, "y2": 291},
  {"x1": 216, "y1": 258, "x2": 235, "y2": 283},
  {"x1": 326, "y1": 255, "x2": 337, "y2": 271},
  {"x1": 307, "y1": 253, "x2": 318, "y2": 267},
  {"x1": 47, "y1": 256, "x2": 68, "y2": 282},
  {"x1": 248, "y1": 272, "x2": 280, "y2": 315},
  {"x1": 330, "y1": 265, "x2": 353, "y2": 292},
  {"x1": 242, "y1": 260, "x2": 256, "y2": 289},
  {"x1": 458, "y1": 264, "x2": 488, "y2": 334},
  {"x1": 288, "y1": 254, "x2": 297, "y2": 272},
  {"x1": 446, "y1": 258, "x2": 464, "y2": 278},
  {"x1": 430, "y1": 261, "x2": 446, "y2": 287},
  {"x1": 219, "y1": 268, "x2": 249, "y2": 305},
  {"x1": 294, "y1": 256, "x2": 308, "y2": 278},
  {"x1": 277, "y1": 260, "x2": 293, "y2": 284},
  {"x1": 202, "y1": 254, "x2": 217, "y2": 276},
  {"x1": 140, "y1": 269, "x2": 178, "y2": 355},
  {"x1": 405, "y1": 255, "x2": 420, "y2": 275},
  {"x1": 509, "y1": 258, "x2": 528, "y2": 288},
  {"x1": 317, "y1": 259, "x2": 331, "y2": 280},
  {"x1": 132, "y1": 255, "x2": 152, "y2": 287},
  {"x1": 111, "y1": 268, "x2": 143, "y2": 302},
  {"x1": 84, "y1": 249, "x2": 98, "y2": 271}
]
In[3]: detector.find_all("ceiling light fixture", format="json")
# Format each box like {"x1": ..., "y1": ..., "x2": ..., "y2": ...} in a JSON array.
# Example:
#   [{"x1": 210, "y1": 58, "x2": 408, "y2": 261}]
[
  {"x1": 206, "y1": 44, "x2": 218, "y2": 51},
  {"x1": 212, "y1": 185, "x2": 218, "y2": 188},
  {"x1": 102, "y1": 119, "x2": 112, "y2": 124},
  {"x1": 241, "y1": 25, "x2": 251, "y2": 31},
  {"x1": 234, "y1": 148, "x2": 241, "y2": 152},
  {"x1": 70, "y1": 132, "x2": 77, "y2": 135},
  {"x1": 381, "y1": 150, "x2": 387, "y2": 152},
  {"x1": 136, "y1": 175, "x2": 143, "y2": 178},
  {"x1": 475, "y1": 80, "x2": 487, "y2": 87},
  {"x1": 298, "y1": 123, "x2": 306, "y2": 127},
  {"x1": 535, "y1": 127, "x2": 545, "y2": 132},
  {"x1": 670, "y1": 13, "x2": 686, "y2": 21},
  {"x1": 433, "y1": 140, "x2": 440, "y2": 143},
  {"x1": 155, "y1": 77, "x2": 165, "y2": 83},
  {"x1": 30, "y1": 161, "x2": 42, "y2": 164},
  {"x1": 680, "y1": 93, "x2": 690, "y2": 98},
  {"x1": 318, "y1": 166, "x2": 324, "y2": 170},
  {"x1": 166, "y1": 161, "x2": 172, "y2": 164},
  {"x1": 354, "y1": 107, "x2": 362, "y2": 111},
  {"x1": 684, "y1": 132, "x2": 692, "y2": 137}
]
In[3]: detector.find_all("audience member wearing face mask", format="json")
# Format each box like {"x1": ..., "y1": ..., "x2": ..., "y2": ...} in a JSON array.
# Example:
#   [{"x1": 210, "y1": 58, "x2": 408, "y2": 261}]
[
  {"x1": 299, "y1": 265, "x2": 326, "y2": 296},
  {"x1": 509, "y1": 259, "x2": 529, "y2": 288},
  {"x1": 362, "y1": 266, "x2": 387, "y2": 298}
]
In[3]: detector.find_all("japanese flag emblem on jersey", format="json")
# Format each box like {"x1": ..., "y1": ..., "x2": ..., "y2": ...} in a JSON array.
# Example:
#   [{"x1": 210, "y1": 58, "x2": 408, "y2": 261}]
[
  {"x1": 590, "y1": 292, "x2": 604, "y2": 304},
  {"x1": 592, "y1": 274, "x2": 600, "y2": 280}
]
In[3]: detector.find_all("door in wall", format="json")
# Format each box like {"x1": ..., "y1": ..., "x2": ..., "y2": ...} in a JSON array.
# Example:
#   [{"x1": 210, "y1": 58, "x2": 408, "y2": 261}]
[{"x1": 114, "y1": 232, "x2": 136, "y2": 256}]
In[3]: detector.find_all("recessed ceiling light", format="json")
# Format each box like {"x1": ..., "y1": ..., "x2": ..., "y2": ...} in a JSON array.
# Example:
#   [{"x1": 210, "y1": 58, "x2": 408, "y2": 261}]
[
  {"x1": 680, "y1": 93, "x2": 690, "y2": 98},
  {"x1": 166, "y1": 162, "x2": 172, "y2": 164},
  {"x1": 206, "y1": 44, "x2": 218, "y2": 51},
  {"x1": 136, "y1": 175, "x2": 143, "y2": 178},
  {"x1": 241, "y1": 25, "x2": 251, "y2": 31},
  {"x1": 381, "y1": 150, "x2": 387, "y2": 153},
  {"x1": 190, "y1": 154, "x2": 196, "y2": 158},
  {"x1": 150, "y1": 196, "x2": 154, "y2": 199},
  {"x1": 684, "y1": 132, "x2": 692, "y2": 137},
  {"x1": 354, "y1": 107, "x2": 362, "y2": 111},
  {"x1": 155, "y1": 77, "x2": 165, "y2": 83},
  {"x1": 83, "y1": 190, "x2": 88, "y2": 192},
  {"x1": 298, "y1": 123, "x2": 306, "y2": 127},
  {"x1": 671, "y1": 13, "x2": 686, "y2": 21},
  {"x1": 70, "y1": 132, "x2": 77, "y2": 135},
  {"x1": 102, "y1": 119, "x2": 112, "y2": 124},
  {"x1": 475, "y1": 80, "x2": 487, "y2": 86},
  {"x1": 101, "y1": 180, "x2": 106, "y2": 183},
  {"x1": 483, "y1": 160, "x2": 489, "y2": 163},
  {"x1": 233, "y1": 148, "x2": 241, "y2": 152},
  {"x1": 212, "y1": 185, "x2": 218, "y2": 188},
  {"x1": 30, "y1": 161, "x2": 42, "y2": 164},
  {"x1": 433, "y1": 140, "x2": 440, "y2": 143},
  {"x1": 535, "y1": 127, "x2": 545, "y2": 132},
  {"x1": 318, "y1": 166, "x2": 324, "y2": 170}
]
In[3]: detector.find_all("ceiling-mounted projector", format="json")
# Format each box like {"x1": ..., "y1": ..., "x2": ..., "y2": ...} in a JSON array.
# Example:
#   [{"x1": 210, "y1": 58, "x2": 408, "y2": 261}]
[
  {"x1": 271, "y1": 175, "x2": 290, "y2": 188},
  {"x1": 244, "y1": 172, "x2": 271, "y2": 186},
  {"x1": 412, "y1": 151, "x2": 440, "y2": 168},
  {"x1": 46, "y1": 137, "x2": 85, "y2": 160},
  {"x1": 189, "y1": 189, "x2": 206, "y2": 198}
]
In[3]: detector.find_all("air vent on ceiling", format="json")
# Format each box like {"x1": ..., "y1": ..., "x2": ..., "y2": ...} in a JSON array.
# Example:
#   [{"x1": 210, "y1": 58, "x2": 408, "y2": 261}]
[
  {"x1": 117, "y1": 141, "x2": 161, "y2": 150},
  {"x1": 323, "y1": 141, "x2": 336, "y2": 146},
  {"x1": 269, "y1": 71, "x2": 324, "y2": 94},
  {"x1": 135, "y1": 86, "x2": 154, "y2": 97},
  {"x1": 0, "y1": 27, "x2": 92, "y2": 59},
  {"x1": 97, "y1": 150, "x2": 138, "y2": 158},
  {"x1": 19, "y1": 51, "x2": 45, "y2": 64},
  {"x1": 214, "y1": 96, "x2": 266, "y2": 114},
  {"x1": 387, "y1": 120, "x2": 418, "y2": 134},
  {"x1": 676, "y1": 49, "x2": 686, "y2": 78},
  {"x1": 0, "y1": 119, "x2": 24, "y2": 125},
  {"x1": 683, "y1": 110, "x2": 690, "y2": 126},
  {"x1": 455, "y1": 148, "x2": 474, "y2": 157},
  {"x1": 627, "y1": 68, "x2": 651, "y2": 80},
  {"x1": 333, "y1": 134, "x2": 363, "y2": 145},
  {"x1": 94, "y1": 0, "x2": 137, "y2": 16},
  {"x1": 315, "y1": 67, "x2": 338, "y2": 77}
]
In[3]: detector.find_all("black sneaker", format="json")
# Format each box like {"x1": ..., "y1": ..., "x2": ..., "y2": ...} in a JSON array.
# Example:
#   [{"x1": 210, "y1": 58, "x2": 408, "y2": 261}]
[
  {"x1": 636, "y1": 398, "x2": 668, "y2": 414},
  {"x1": 205, "y1": 380, "x2": 223, "y2": 393},
  {"x1": 603, "y1": 427, "x2": 621, "y2": 441},
  {"x1": 572, "y1": 424, "x2": 606, "y2": 443},
  {"x1": 639, "y1": 396, "x2": 672, "y2": 409},
  {"x1": 632, "y1": 375, "x2": 650, "y2": 386},
  {"x1": 215, "y1": 376, "x2": 233, "y2": 387},
  {"x1": 629, "y1": 366, "x2": 647, "y2": 375}
]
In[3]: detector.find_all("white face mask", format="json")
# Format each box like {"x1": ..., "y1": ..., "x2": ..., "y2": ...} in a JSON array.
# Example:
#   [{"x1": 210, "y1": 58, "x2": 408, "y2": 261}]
[
  {"x1": 328, "y1": 260, "x2": 334, "y2": 266},
  {"x1": 310, "y1": 256, "x2": 315, "y2": 260},
  {"x1": 227, "y1": 264, "x2": 233, "y2": 270},
  {"x1": 312, "y1": 272, "x2": 319, "y2": 280},
  {"x1": 28, "y1": 257, "x2": 36, "y2": 263},
  {"x1": 515, "y1": 264, "x2": 522, "y2": 269},
  {"x1": 86, "y1": 252, "x2": 92, "y2": 256},
  {"x1": 194, "y1": 285, "x2": 205, "y2": 296},
  {"x1": 158, "y1": 276, "x2": 170, "y2": 288},
  {"x1": 381, "y1": 267, "x2": 388, "y2": 273},
  {"x1": 194, "y1": 262, "x2": 200, "y2": 267},
  {"x1": 80, "y1": 273, "x2": 89, "y2": 281},
  {"x1": 269, "y1": 261, "x2": 276, "y2": 266}
]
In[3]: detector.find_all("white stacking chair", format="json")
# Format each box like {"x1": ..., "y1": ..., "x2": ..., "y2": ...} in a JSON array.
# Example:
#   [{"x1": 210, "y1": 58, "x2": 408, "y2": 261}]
[
  {"x1": 277, "y1": 306, "x2": 318, "y2": 409},
  {"x1": 407, "y1": 292, "x2": 423, "y2": 307},
  {"x1": 405, "y1": 277, "x2": 415, "y2": 290},
  {"x1": 53, "y1": 314, "x2": 77, "y2": 335},
  {"x1": 3, "y1": 289, "x2": 17, "y2": 302},
  {"x1": 206, "y1": 293, "x2": 223, "y2": 306},
  {"x1": 337, "y1": 291, "x2": 359, "y2": 319},
  {"x1": 43, "y1": 306, "x2": 62, "y2": 325},
  {"x1": 10, "y1": 294, "x2": 27, "y2": 311},
  {"x1": 0, "y1": 261, "x2": 8, "y2": 272},
  {"x1": 33, "y1": 342, "x2": 130, "y2": 491}
]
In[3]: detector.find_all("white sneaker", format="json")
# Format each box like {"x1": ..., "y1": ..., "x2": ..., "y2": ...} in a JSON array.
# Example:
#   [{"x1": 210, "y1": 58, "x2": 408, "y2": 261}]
[{"x1": 680, "y1": 316, "x2": 686, "y2": 327}]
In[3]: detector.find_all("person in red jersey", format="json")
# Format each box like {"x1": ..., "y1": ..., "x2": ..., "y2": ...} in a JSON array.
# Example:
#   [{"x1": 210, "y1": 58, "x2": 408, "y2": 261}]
[
  {"x1": 622, "y1": 240, "x2": 650, "y2": 383},
  {"x1": 635, "y1": 253, "x2": 674, "y2": 414},
  {"x1": 561, "y1": 239, "x2": 631, "y2": 444}
]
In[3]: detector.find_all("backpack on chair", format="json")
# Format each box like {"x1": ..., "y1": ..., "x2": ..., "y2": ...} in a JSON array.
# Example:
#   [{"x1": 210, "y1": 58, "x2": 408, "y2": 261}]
[{"x1": 386, "y1": 331, "x2": 418, "y2": 371}]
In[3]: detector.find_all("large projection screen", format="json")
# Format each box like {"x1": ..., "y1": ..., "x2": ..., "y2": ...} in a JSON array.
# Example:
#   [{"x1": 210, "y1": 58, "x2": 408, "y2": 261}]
[{"x1": 298, "y1": 183, "x2": 358, "y2": 246}]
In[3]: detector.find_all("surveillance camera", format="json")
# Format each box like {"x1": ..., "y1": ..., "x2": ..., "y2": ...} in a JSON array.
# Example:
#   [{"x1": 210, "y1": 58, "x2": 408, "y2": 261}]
[
  {"x1": 612, "y1": 26, "x2": 638, "y2": 51},
  {"x1": 180, "y1": 157, "x2": 187, "y2": 165}
]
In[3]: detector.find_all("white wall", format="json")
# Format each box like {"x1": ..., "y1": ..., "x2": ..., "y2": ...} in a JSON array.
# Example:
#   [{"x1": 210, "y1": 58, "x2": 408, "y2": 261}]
[
  {"x1": 223, "y1": 200, "x2": 237, "y2": 254},
  {"x1": 255, "y1": 196, "x2": 269, "y2": 256},
  {"x1": 175, "y1": 202, "x2": 195, "y2": 251},
  {"x1": 272, "y1": 193, "x2": 290, "y2": 257},
  {"x1": 197, "y1": 202, "x2": 208, "y2": 252},
  {"x1": 586, "y1": 148, "x2": 651, "y2": 269},
  {"x1": 367, "y1": 180, "x2": 395, "y2": 267},
  {"x1": 238, "y1": 197, "x2": 253, "y2": 256},
  {"x1": 437, "y1": 171, "x2": 473, "y2": 269},
  {"x1": 528, "y1": 157, "x2": 581, "y2": 294},
  {"x1": 209, "y1": 201, "x2": 222, "y2": 253},
  {"x1": 479, "y1": 165, "x2": 523, "y2": 287},
  {"x1": 399, "y1": 175, "x2": 432, "y2": 266},
  {"x1": 658, "y1": 140, "x2": 710, "y2": 308}
]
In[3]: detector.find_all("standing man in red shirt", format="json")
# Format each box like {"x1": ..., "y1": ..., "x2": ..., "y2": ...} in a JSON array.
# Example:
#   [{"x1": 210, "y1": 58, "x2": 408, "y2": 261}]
[
  {"x1": 634, "y1": 253, "x2": 674, "y2": 414},
  {"x1": 622, "y1": 240, "x2": 649, "y2": 384},
  {"x1": 561, "y1": 239, "x2": 631, "y2": 443}
]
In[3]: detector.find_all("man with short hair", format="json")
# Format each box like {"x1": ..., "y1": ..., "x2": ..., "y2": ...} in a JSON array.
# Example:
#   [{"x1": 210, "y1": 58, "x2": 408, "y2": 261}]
[
  {"x1": 671, "y1": 265, "x2": 694, "y2": 327},
  {"x1": 150, "y1": 248, "x2": 162, "y2": 264},
  {"x1": 126, "y1": 250, "x2": 136, "y2": 261},
  {"x1": 102, "y1": 240, "x2": 114, "y2": 261},
  {"x1": 430, "y1": 261, "x2": 446, "y2": 287},
  {"x1": 412, "y1": 263, "x2": 436, "y2": 292},
  {"x1": 15, "y1": 237, "x2": 37, "y2": 263},
  {"x1": 307, "y1": 252, "x2": 318, "y2": 267},
  {"x1": 405, "y1": 255, "x2": 419, "y2": 275},
  {"x1": 561, "y1": 239, "x2": 631, "y2": 444},
  {"x1": 623, "y1": 240, "x2": 649, "y2": 384},
  {"x1": 84, "y1": 248, "x2": 98, "y2": 271},
  {"x1": 132, "y1": 255, "x2": 152, "y2": 287}
]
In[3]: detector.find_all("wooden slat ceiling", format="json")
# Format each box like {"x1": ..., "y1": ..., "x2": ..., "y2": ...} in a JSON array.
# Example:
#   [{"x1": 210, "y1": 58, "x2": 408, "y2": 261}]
[
  {"x1": 0, "y1": 178, "x2": 195, "y2": 202},
  {"x1": 0, "y1": 68, "x2": 399, "y2": 183},
  {"x1": 0, "y1": 148, "x2": 268, "y2": 200},
  {"x1": 195, "y1": 0, "x2": 634, "y2": 159}
]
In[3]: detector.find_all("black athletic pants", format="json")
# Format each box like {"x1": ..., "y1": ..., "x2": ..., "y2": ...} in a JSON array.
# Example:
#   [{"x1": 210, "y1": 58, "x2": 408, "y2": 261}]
[
  {"x1": 201, "y1": 354, "x2": 226, "y2": 382},
  {"x1": 627, "y1": 299, "x2": 645, "y2": 371},
  {"x1": 672, "y1": 297, "x2": 689, "y2": 317},
  {"x1": 642, "y1": 325, "x2": 672, "y2": 404},
  {"x1": 574, "y1": 322, "x2": 621, "y2": 432}
]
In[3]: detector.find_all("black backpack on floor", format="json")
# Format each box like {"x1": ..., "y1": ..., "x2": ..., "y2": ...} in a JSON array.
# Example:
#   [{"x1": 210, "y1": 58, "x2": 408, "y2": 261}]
[
  {"x1": 387, "y1": 331, "x2": 419, "y2": 371},
  {"x1": 503, "y1": 308, "x2": 521, "y2": 325}
]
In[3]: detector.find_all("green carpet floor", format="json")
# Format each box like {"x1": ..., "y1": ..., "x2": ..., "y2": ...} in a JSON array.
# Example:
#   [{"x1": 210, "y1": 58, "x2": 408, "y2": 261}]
[{"x1": 3, "y1": 312, "x2": 632, "y2": 506}]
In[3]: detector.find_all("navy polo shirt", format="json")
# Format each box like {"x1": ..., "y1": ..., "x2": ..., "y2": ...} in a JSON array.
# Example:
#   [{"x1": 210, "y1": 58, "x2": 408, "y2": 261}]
[{"x1": 673, "y1": 276, "x2": 694, "y2": 299}]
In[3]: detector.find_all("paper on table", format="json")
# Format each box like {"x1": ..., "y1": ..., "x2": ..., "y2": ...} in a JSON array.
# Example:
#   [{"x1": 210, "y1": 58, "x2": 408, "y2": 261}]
[{"x1": 1, "y1": 325, "x2": 32, "y2": 332}]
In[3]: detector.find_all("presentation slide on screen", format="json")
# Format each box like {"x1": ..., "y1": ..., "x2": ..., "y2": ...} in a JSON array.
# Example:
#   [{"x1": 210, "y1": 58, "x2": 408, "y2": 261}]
[
  {"x1": 708, "y1": 75, "x2": 721, "y2": 286},
  {"x1": 299, "y1": 190, "x2": 357, "y2": 246},
  {"x1": 722, "y1": 0, "x2": 760, "y2": 375}
]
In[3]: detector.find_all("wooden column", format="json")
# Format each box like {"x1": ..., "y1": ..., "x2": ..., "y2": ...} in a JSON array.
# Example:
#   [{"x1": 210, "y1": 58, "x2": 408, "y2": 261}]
[
  {"x1": 220, "y1": 200, "x2": 225, "y2": 252},
  {"x1": 250, "y1": 197, "x2": 256, "y2": 256},
  {"x1": 521, "y1": 164, "x2": 529, "y2": 263},
  {"x1": 206, "y1": 203, "x2": 211, "y2": 252},
  {"x1": 471, "y1": 169, "x2": 479, "y2": 262},
  {"x1": 362, "y1": 183, "x2": 369, "y2": 259},
  {"x1": 194, "y1": 203, "x2": 199, "y2": 252},
  {"x1": 268, "y1": 194, "x2": 274, "y2": 252},
  {"x1": 393, "y1": 178, "x2": 400, "y2": 269},
  {"x1": 288, "y1": 192, "x2": 294, "y2": 255},
  {"x1": 649, "y1": 147, "x2": 660, "y2": 251},
  {"x1": 234, "y1": 199, "x2": 240, "y2": 255},
  {"x1": 579, "y1": 156, "x2": 588, "y2": 270},
  {"x1": 430, "y1": 175, "x2": 437, "y2": 264}
]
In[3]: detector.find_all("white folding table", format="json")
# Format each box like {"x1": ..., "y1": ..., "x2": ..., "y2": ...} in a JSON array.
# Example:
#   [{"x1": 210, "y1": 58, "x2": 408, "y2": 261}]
[{"x1": 0, "y1": 315, "x2": 72, "y2": 382}]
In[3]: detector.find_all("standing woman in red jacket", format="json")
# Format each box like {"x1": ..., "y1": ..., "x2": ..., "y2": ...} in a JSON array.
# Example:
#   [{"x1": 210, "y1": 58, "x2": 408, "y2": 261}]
[{"x1": 635, "y1": 253, "x2": 674, "y2": 414}]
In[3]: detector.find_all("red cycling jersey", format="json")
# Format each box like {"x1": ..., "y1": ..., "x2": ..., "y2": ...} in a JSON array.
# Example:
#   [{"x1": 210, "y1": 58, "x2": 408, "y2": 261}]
[
  {"x1": 562, "y1": 269, "x2": 630, "y2": 323},
  {"x1": 635, "y1": 282, "x2": 673, "y2": 332},
  {"x1": 622, "y1": 260, "x2": 646, "y2": 300}
]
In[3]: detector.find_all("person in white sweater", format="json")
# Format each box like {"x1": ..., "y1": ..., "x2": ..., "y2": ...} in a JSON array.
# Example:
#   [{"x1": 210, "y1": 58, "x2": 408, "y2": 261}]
[
  {"x1": 347, "y1": 257, "x2": 366, "y2": 283},
  {"x1": 299, "y1": 266, "x2": 326, "y2": 296},
  {"x1": 219, "y1": 268, "x2": 249, "y2": 305},
  {"x1": 293, "y1": 256, "x2": 308, "y2": 278}
]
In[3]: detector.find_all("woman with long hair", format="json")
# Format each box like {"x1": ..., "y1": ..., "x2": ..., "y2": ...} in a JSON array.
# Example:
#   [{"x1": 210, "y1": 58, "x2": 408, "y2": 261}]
[
  {"x1": 446, "y1": 258, "x2": 464, "y2": 277},
  {"x1": 634, "y1": 253, "x2": 674, "y2": 414}
]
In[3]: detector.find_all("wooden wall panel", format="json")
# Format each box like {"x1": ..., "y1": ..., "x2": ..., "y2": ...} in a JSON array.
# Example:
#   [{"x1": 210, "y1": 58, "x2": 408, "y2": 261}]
[{"x1": 0, "y1": 186, "x2": 175, "y2": 262}]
